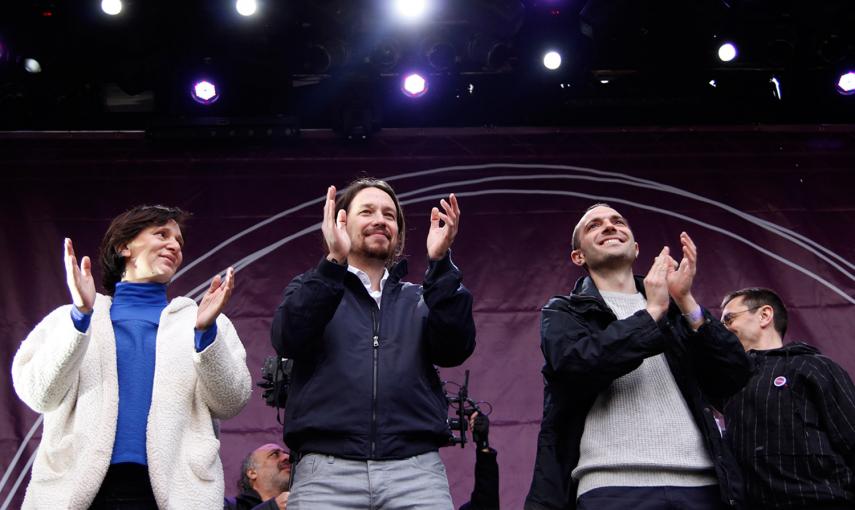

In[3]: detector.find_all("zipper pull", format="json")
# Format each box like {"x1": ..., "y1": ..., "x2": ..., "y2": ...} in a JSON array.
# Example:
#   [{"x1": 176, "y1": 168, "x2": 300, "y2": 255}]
[{"x1": 373, "y1": 335, "x2": 379, "y2": 348}]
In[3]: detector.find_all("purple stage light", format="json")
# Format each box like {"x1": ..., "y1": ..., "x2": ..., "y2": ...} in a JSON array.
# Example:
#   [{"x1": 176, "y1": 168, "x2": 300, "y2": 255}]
[
  {"x1": 191, "y1": 80, "x2": 219, "y2": 104},
  {"x1": 837, "y1": 71, "x2": 855, "y2": 95},
  {"x1": 402, "y1": 73, "x2": 428, "y2": 97}
]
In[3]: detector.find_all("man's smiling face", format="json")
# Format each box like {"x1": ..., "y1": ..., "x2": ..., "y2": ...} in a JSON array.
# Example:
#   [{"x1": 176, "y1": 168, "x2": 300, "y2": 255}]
[{"x1": 571, "y1": 205, "x2": 639, "y2": 270}]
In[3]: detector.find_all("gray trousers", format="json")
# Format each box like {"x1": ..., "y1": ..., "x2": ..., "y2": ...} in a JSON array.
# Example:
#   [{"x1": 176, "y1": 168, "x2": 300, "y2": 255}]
[{"x1": 287, "y1": 451, "x2": 454, "y2": 510}]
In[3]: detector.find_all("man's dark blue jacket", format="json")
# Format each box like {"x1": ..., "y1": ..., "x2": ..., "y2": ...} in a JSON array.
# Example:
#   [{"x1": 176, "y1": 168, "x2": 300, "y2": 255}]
[{"x1": 271, "y1": 252, "x2": 476, "y2": 460}]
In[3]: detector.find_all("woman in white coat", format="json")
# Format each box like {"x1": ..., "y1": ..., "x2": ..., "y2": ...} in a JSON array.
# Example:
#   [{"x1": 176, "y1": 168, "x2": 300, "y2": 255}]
[{"x1": 12, "y1": 205, "x2": 252, "y2": 509}]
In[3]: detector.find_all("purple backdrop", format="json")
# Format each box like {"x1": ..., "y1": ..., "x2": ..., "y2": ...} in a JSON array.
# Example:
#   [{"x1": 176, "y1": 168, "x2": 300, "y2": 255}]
[{"x1": 2, "y1": 126, "x2": 854, "y2": 509}]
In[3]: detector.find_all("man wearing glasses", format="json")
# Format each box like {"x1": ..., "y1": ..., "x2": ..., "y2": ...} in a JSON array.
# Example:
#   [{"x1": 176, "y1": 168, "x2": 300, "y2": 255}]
[{"x1": 720, "y1": 287, "x2": 855, "y2": 510}]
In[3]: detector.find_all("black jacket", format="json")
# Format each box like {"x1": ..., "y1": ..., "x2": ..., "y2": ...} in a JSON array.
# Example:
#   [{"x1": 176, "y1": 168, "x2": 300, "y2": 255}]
[
  {"x1": 724, "y1": 342, "x2": 855, "y2": 509},
  {"x1": 525, "y1": 275, "x2": 752, "y2": 510},
  {"x1": 271, "y1": 253, "x2": 476, "y2": 460},
  {"x1": 460, "y1": 448, "x2": 500, "y2": 510}
]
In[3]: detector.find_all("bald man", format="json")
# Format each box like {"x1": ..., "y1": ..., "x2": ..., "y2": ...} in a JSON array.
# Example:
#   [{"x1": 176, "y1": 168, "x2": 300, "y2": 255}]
[{"x1": 526, "y1": 203, "x2": 752, "y2": 510}]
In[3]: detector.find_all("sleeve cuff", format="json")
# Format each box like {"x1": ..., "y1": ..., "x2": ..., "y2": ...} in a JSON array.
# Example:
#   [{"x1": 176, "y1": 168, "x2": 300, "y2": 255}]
[
  {"x1": 317, "y1": 256, "x2": 349, "y2": 280},
  {"x1": 425, "y1": 250, "x2": 457, "y2": 280},
  {"x1": 70, "y1": 305, "x2": 92, "y2": 333},
  {"x1": 195, "y1": 323, "x2": 218, "y2": 352}
]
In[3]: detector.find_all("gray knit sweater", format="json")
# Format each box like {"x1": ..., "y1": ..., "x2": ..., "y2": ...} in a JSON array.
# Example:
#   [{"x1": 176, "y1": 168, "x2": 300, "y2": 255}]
[{"x1": 572, "y1": 291, "x2": 717, "y2": 497}]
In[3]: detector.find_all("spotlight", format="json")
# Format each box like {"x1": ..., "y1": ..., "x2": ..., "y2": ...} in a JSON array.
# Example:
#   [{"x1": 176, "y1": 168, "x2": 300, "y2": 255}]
[
  {"x1": 717, "y1": 42, "x2": 737, "y2": 63},
  {"x1": 542, "y1": 51, "x2": 562, "y2": 71},
  {"x1": 770, "y1": 76, "x2": 782, "y2": 100},
  {"x1": 24, "y1": 58, "x2": 42, "y2": 74},
  {"x1": 468, "y1": 35, "x2": 511, "y2": 71},
  {"x1": 101, "y1": 0, "x2": 122, "y2": 15},
  {"x1": 371, "y1": 38, "x2": 401, "y2": 72},
  {"x1": 303, "y1": 41, "x2": 347, "y2": 74},
  {"x1": 392, "y1": 0, "x2": 430, "y2": 23},
  {"x1": 235, "y1": 0, "x2": 257, "y2": 16},
  {"x1": 402, "y1": 73, "x2": 428, "y2": 97},
  {"x1": 423, "y1": 37, "x2": 456, "y2": 71},
  {"x1": 837, "y1": 71, "x2": 855, "y2": 95},
  {"x1": 191, "y1": 80, "x2": 219, "y2": 104}
]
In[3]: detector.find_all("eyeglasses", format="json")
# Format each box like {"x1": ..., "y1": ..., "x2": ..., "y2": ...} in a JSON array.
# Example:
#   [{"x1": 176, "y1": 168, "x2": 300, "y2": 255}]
[{"x1": 721, "y1": 306, "x2": 762, "y2": 326}]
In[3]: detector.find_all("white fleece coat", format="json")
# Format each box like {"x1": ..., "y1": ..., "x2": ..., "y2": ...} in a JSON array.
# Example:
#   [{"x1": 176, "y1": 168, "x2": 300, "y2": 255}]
[{"x1": 12, "y1": 293, "x2": 252, "y2": 509}]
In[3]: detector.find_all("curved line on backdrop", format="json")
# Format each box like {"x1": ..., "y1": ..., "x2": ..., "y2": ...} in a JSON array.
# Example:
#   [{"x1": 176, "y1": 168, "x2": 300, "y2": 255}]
[
  {"x1": 7, "y1": 169, "x2": 854, "y2": 503},
  {"x1": 390, "y1": 164, "x2": 855, "y2": 276},
  {"x1": 183, "y1": 185, "x2": 855, "y2": 304},
  {"x1": 0, "y1": 415, "x2": 42, "y2": 503},
  {"x1": 0, "y1": 450, "x2": 36, "y2": 510},
  {"x1": 171, "y1": 163, "x2": 855, "y2": 287}
]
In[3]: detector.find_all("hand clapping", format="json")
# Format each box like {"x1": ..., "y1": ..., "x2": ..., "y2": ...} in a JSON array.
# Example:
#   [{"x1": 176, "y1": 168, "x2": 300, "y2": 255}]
[
  {"x1": 64, "y1": 238, "x2": 96, "y2": 314},
  {"x1": 322, "y1": 186, "x2": 350, "y2": 263},
  {"x1": 426, "y1": 193, "x2": 461, "y2": 260},
  {"x1": 196, "y1": 267, "x2": 235, "y2": 330}
]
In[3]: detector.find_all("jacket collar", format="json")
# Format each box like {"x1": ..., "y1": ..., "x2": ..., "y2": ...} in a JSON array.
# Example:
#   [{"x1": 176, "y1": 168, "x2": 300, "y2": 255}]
[
  {"x1": 388, "y1": 258, "x2": 408, "y2": 284},
  {"x1": 571, "y1": 274, "x2": 647, "y2": 300}
]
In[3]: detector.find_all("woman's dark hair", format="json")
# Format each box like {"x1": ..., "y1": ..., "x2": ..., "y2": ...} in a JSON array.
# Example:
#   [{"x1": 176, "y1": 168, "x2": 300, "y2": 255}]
[
  {"x1": 98, "y1": 205, "x2": 190, "y2": 295},
  {"x1": 335, "y1": 177, "x2": 406, "y2": 265}
]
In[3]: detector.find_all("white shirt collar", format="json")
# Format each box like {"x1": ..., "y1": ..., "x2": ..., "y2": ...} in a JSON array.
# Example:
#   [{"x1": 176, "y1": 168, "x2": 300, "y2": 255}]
[{"x1": 347, "y1": 264, "x2": 389, "y2": 307}]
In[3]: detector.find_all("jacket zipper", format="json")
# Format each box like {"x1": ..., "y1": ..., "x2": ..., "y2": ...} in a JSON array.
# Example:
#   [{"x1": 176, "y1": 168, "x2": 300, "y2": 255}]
[{"x1": 370, "y1": 309, "x2": 380, "y2": 458}]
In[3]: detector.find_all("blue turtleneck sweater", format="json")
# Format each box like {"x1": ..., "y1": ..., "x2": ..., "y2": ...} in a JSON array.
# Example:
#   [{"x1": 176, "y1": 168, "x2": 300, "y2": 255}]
[{"x1": 70, "y1": 282, "x2": 217, "y2": 465}]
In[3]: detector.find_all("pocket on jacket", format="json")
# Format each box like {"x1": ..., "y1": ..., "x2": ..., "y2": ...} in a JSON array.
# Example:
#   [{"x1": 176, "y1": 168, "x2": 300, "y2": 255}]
[
  {"x1": 188, "y1": 436, "x2": 221, "y2": 481},
  {"x1": 31, "y1": 433, "x2": 77, "y2": 482}
]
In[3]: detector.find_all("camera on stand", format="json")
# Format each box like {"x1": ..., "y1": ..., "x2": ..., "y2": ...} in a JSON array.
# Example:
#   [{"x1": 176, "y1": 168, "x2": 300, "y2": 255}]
[
  {"x1": 443, "y1": 369, "x2": 491, "y2": 448},
  {"x1": 257, "y1": 356, "x2": 294, "y2": 410}
]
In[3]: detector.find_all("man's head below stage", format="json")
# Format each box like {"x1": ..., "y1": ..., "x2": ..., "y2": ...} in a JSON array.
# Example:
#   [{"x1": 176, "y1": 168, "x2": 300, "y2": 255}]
[{"x1": 238, "y1": 443, "x2": 291, "y2": 500}]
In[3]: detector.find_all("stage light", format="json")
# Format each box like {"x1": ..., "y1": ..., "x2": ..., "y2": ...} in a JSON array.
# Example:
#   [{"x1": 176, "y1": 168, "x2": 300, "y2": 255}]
[
  {"x1": 392, "y1": 0, "x2": 430, "y2": 23},
  {"x1": 235, "y1": 0, "x2": 257, "y2": 16},
  {"x1": 423, "y1": 37, "x2": 455, "y2": 71},
  {"x1": 402, "y1": 73, "x2": 428, "y2": 97},
  {"x1": 24, "y1": 58, "x2": 42, "y2": 74},
  {"x1": 191, "y1": 80, "x2": 219, "y2": 104},
  {"x1": 371, "y1": 38, "x2": 401, "y2": 72},
  {"x1": 468, "y1": 35, "x2": 511, "y2": 71},
  {"x1": 543, "y1": 51, "x2": 562, "y2": 71},
  {"x1": 717, "y1": 42, "x2": 737, "y2": 62},
  {"x1": 770, "y1": 76, "x2": 782, "y2": 100},
  {"x1": 101, "y1": 0, "x2": 122, "y2": 15},
  {"x1": 837, "y1": 71, "x2": 855, "y2": 95}
]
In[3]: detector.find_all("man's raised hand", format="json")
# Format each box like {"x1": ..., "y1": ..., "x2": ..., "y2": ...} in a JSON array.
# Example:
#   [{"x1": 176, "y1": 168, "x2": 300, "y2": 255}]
[
  {"x1": 644, "y1": 247, "x2": 671, "y2": 322},
  {"x1": 322, "y1": 186, "x2": 350, "y2": 263},
  {"x1": 426, "y1": 193, "x2": 460, "y2": 261}
]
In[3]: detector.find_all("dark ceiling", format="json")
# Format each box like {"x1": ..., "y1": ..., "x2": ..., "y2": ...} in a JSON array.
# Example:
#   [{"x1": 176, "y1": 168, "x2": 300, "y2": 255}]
[{"x1": 0, "y1": 0, "x2": 853, "y2": 137}]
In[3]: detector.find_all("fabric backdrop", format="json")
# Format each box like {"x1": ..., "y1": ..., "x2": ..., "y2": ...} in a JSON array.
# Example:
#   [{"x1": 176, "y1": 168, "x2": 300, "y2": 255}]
[{"x1": 1, "y1": 126, "x2": 853, "y2": 509}]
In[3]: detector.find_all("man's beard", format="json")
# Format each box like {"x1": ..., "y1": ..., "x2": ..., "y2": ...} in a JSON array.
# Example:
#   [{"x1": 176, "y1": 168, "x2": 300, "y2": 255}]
[
  {"x1": 357, "y1": 243, "x2": 395, "y2": 261},
  {"x1": 355, "y1": 231, "x2": 396, "y2": 261}
]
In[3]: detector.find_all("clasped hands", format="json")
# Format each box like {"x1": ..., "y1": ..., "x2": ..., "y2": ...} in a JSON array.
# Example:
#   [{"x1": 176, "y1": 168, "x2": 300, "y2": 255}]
[{"x1": 643, "y1": 232, "x2": 703, "y2": 328}]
